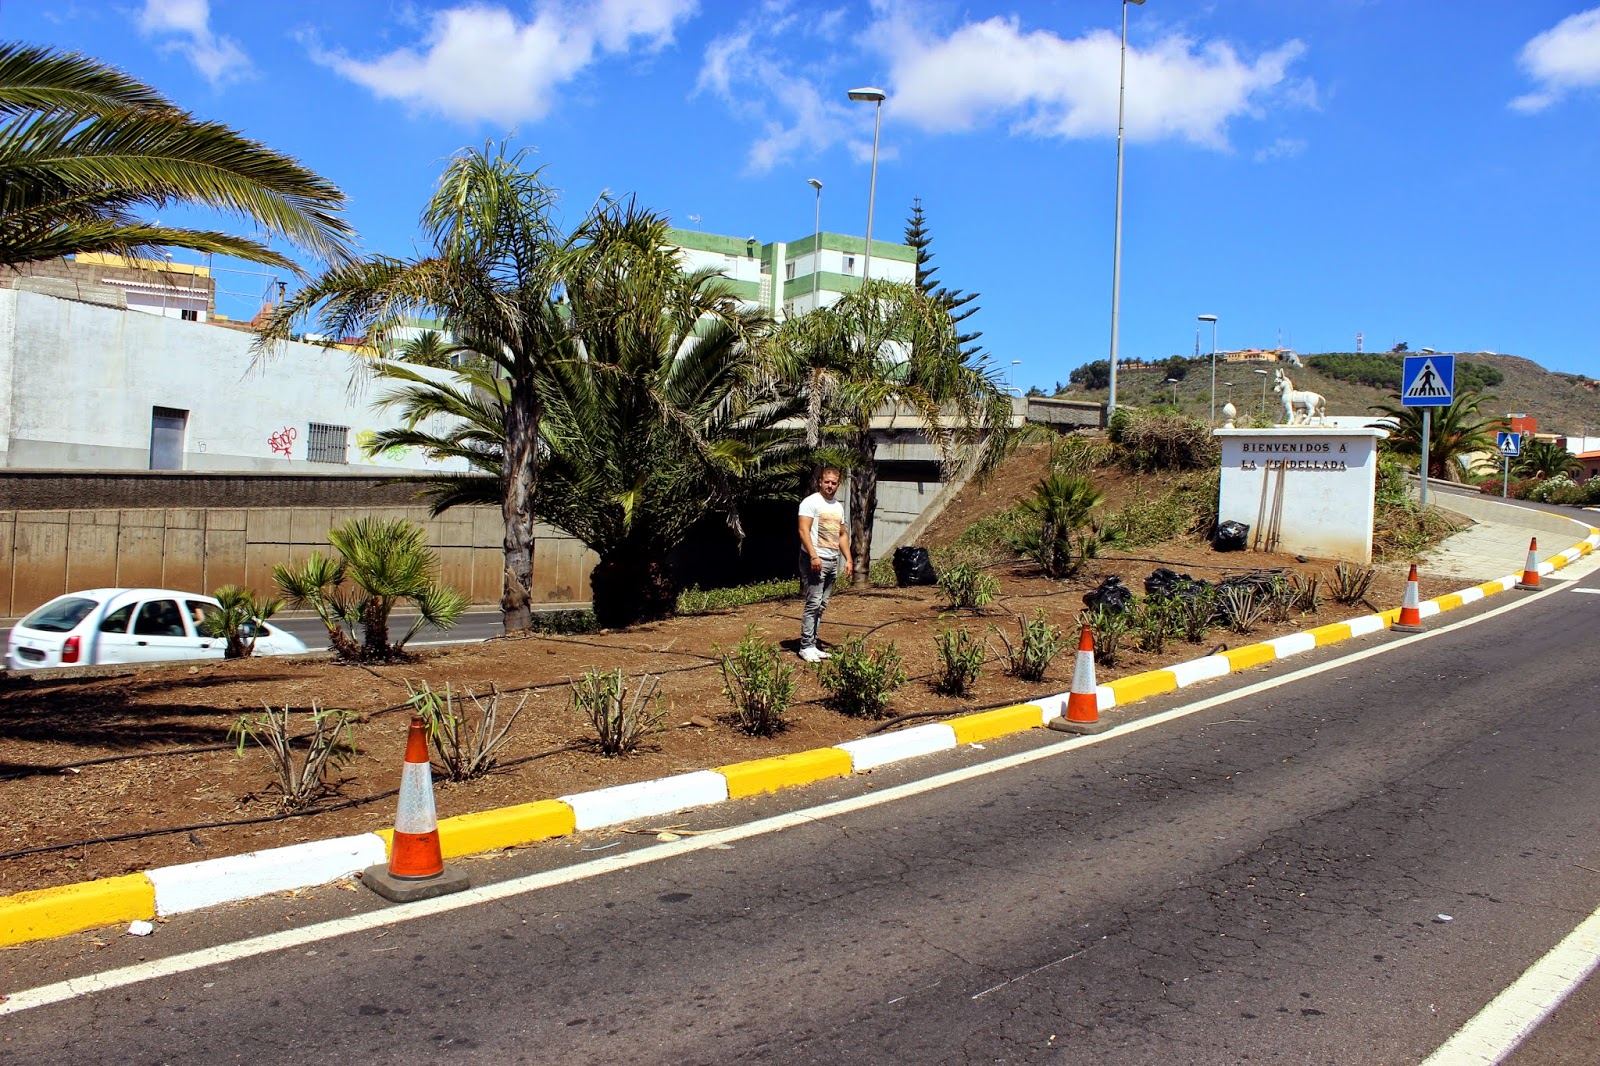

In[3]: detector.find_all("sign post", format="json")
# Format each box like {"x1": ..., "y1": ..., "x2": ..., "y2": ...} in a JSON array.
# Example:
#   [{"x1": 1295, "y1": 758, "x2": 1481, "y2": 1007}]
[
  {"x1": 1497, "y1": 430, "x2": 1523, "y2": 499},
  {"x1": 1402, "y1": 355, "x2": 1456, "y2": 508}
]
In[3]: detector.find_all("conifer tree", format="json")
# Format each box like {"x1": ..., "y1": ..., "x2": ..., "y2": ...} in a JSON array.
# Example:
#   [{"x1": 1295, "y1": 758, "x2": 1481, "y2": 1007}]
[{"x1": 903, "y1": 198, "x2": 985, "y2": 361}]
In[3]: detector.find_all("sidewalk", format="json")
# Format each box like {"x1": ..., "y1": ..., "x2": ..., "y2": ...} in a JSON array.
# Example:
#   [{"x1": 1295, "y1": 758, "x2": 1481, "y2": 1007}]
[{"x1": 1420, "y1": 490, "x2": 1591, "y2": 580}]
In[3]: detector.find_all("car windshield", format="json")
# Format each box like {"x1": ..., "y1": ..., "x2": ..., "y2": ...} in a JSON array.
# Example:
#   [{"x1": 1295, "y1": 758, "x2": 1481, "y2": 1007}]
[{"x1": 20, "y1": 597, "x2": 99, "y2": 633}]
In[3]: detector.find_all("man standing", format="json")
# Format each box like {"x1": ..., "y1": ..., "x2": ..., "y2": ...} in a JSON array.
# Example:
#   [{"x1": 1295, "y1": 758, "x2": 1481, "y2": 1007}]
[{"x1": 797, "y1": 466, "x2": 852, "y2": 662}]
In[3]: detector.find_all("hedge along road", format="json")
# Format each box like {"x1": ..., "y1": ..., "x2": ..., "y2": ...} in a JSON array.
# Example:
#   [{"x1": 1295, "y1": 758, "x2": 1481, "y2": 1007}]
[{"x1": 4, "y1": 556, "x2": 1600, "y2": 1064}]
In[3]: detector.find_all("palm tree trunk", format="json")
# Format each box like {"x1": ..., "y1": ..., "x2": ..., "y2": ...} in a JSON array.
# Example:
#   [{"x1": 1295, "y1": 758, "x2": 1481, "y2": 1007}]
[
  {"x1": 590, "y1": 545, "x2": 676, "y2": 629},
  {"x1": 847, "y1": 427, "x2": 878, "y2": 587},
  {"x1": 501, "y1": 385, "x2": 540, "y2": 633}
]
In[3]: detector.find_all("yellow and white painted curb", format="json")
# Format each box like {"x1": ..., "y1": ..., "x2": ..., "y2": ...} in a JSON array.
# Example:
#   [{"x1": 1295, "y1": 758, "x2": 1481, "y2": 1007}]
[{"x1": 5, "y1": 526, "x2": 1596, "y2": 950}]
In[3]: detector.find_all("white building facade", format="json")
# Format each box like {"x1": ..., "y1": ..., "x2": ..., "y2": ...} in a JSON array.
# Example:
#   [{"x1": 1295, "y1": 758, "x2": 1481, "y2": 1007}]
[{"x1": 0, "y1": 288, "x2": 467, "y2": 474}]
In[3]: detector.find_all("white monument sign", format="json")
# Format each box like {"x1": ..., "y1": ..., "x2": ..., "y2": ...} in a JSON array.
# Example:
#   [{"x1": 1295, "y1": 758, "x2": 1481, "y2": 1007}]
[{"x1": 1215, "y1": 427, "x2": 1388, "y2": 563}]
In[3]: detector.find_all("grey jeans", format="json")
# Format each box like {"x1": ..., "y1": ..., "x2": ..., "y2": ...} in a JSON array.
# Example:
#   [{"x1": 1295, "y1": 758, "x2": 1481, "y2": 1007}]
[{"x1": 799, "y1": 549, "x2": 839, "y2": 649}]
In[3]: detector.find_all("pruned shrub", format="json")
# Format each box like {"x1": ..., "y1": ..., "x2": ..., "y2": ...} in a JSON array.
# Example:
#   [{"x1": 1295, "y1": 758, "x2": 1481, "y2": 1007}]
[
  {"x1": 408, "y1": 680, "x2": 526, "y2": 782},
  {"x1": 716, "y1": 627, "x2": 796, "y2": 737},
  {"x1": 572, "y1": 669, "x2": 665, "y2": 756},
  {"x1": 229, "y1": 702, "x2": 357, "y2": 810},
  {"x1": 932, "y1": 624, "x2": 985, "y2": 696},
  {"x1": 1080, "y1": 605, "x2": 1131, "y2": 666},
  {"x1": 1013, "y1": 473, "x2": 1105, "y2": 578},
  {"x1": 993, "y1": 610, "x2": 1068, "y2": 682},
  {"x1": 939, "y1": 563, "x2": 999, "y2": 611},
  {"x1": 1109, "y1": 410, "x2": 1219, "y2": 472},
  {"x1": 1327, "y1": 562, "x2": 1377, "y2": 604},
  {"x1": 817, "y1": 637, "x2": 906, "y2": 719}
]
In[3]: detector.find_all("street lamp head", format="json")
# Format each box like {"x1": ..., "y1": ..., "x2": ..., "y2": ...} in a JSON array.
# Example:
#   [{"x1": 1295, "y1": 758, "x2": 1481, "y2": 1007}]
[
  {"x1": 807, "y1": 178, "x2": 823, "y2": 191},
  {"x1": 1251, "y1": 368, "x2": 1268, "y2": 376},
  {"x1": 847, "y1": 86, "x2": 887, "y2": 103},
  {"x1": 1197, "y1": 314, "x2": 1217, "y2": 323}
]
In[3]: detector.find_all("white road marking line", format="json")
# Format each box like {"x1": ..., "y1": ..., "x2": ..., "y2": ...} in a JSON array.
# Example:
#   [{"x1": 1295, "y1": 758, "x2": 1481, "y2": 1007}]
[
  {"x1": 1419, "y1": 908, "x2": 1600, "y2": 1065},
  {"x1": 2, "y1": 561, "x2": 1595, "y2": 1020},
  {"x1": 1568, "y1": 588, "x2": 1600, "y2": 595}
]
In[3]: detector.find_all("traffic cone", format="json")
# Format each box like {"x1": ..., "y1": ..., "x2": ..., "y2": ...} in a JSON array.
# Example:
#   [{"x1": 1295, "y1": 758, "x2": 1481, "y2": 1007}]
[
  {"x1": 362, "y1": 715, "x2": 469, "y2": 902},
  {"x1": 1049, "y1": 625, "x2": 1109, "y2": 734},
  {"x1": 1516, "y1": 537, "x2": 1542, "y2": 590},
  {"x1": 1392, "y1": 563, "x2": 1425, "y2": 633}
]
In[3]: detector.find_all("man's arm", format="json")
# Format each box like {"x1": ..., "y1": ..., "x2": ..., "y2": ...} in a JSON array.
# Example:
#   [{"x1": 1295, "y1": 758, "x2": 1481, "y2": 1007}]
[
  {"x1": 798, "y1": 514, "x2": 821, "y2": 573},
  {"x1": 838, "y1": 522, "x2": 853, "y2": 577}
]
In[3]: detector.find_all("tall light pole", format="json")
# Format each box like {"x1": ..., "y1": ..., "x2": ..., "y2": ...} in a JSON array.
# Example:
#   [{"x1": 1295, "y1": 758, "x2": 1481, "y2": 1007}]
[
  {"x1": 1198, "y1": 313, "x2": 1218, "y2": 422},
  {"x1": 1164, "y1": 376, "x2": 1179, "y2": 405},
  {"x1": 807, "y1": 178, "x2": 823, "y2": 311},
  {"x1": 1252, "y1": 367, "x2": 1270, "y2": 418},
  {"x1": 847, "y1": 86, "x2": 886, "y2": 284},
  {"x1": 1106, "y1": 0, "x2": 1145, "y2": 416}
]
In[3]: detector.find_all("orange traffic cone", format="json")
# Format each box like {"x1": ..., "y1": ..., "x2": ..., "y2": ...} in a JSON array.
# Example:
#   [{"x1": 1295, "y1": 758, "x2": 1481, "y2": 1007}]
[
  {"x1": 1049, "y1": 625, "x2": 1109, "y2": 734},
  {"x1": 1393, "y1": 563, "x2": 1424, "y2": 633},
  {"x1": 362, "y1": 715, "x2": 469, "y2": 902},
  {"x1": 1516, "y1": 537, "x2": 1541, "y2": 590}
]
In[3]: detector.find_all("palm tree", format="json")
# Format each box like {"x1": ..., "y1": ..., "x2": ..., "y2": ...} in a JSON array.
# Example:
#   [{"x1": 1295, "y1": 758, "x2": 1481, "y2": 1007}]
[
  {"x1": 1014, "y1": 473, "x2": 1104, "y2": 578},
  {"x1": 0, "y1": 42, "x2": 354, "y2": 270},
  {"x1": 390, "y1": 329, "x2": 475, "y2": 369},
  {"x1": 1512, "y1": 439, "x2": 1581, "y2": 481},
  {"x1": 771, "y1": 279, "x2": 1013, "y2": 585},
  {"x1": 364, "y1": 209, "x2": 807, "y2": 628},
  {"x1": 1368, "y1": 389, "x2": 1502, "y2": 482},
  {"x1": 258, "y1": 142, "x2": 580, "y2": 633},
  {"x1": 273, "y1": 517, "x2": 468, "y2": 660}
]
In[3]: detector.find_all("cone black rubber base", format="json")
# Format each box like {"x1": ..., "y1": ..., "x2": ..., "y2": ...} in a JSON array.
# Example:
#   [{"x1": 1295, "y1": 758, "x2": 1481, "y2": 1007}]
[
  {"x1": 1516, "y1": 582, "x2": 1541, "y2": 591},
  {"x1": 1391, "y1": 623, "x2": 1424, "y2": 633},
  {"x1": 361, "y1": 862, "x2": 470, "y2": 903},
  {"x1": 1049, "y1": 715, "x2": 1110, "y2": 735}
]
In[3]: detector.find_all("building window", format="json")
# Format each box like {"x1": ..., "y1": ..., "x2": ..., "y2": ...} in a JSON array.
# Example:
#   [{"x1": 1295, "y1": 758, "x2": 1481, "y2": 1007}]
[
  {"x1": 149, "y1": 406, "x2": 187, "y2": 470},
  {"x1": 844, "y1": 255, "x2": 856, "y2": 273},
  {"x1": 785, "y1": 263, "x2": 796, "y2": 281},
  {"x1": 181, "y1": 308, "x2": 198, "y2": 321},
  {"x1": 306, "y1": 422, "x2": 349, "y2": 464}
]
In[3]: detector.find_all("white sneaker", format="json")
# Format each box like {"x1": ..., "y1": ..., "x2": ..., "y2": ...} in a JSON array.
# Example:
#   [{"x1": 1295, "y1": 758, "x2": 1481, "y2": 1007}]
[
  {"x1": 814, "y1": 648, "x2": 832, "y2": 659},
  {"x1": 799, "y1": 646, "x2": 825, "y2": 663}
]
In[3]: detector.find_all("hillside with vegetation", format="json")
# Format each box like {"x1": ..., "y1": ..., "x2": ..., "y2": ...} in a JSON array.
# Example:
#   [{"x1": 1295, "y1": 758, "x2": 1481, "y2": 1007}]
[{"x1": 1056, "y1": 351, "x2": 1600, "y2": 437}]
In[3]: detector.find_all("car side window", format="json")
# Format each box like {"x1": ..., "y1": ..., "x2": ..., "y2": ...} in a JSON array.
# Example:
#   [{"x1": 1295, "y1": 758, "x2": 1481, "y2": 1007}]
[
  {"x1": 186, "y1": 600, "x2": 221, "y2": 637},
  {"x1": 99, "y1": 604, "x2": 135, "y2": 633},
  {"x1": 133, "y1": 599, "x2": 185, "y2": 637}
]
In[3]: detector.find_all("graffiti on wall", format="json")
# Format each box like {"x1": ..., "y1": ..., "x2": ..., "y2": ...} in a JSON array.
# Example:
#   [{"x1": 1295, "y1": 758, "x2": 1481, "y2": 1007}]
[
  {"x1": 356, "y1": 429, "x2": 410, "y2": 463},
  {"x1": 268, "y1": 426, "x2": 297, "y2": 458}
]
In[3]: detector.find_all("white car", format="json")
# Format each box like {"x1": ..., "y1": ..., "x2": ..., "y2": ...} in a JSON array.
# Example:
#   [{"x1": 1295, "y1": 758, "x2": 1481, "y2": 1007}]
[{"x1": 5, "y1": 588, "x2": 308, "y2": 671}]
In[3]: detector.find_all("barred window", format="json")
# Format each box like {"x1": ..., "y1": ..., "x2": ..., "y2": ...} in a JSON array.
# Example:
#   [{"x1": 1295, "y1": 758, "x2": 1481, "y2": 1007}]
[{"x1": 306, "y1": 422, "x2": 348, "y2": 464}]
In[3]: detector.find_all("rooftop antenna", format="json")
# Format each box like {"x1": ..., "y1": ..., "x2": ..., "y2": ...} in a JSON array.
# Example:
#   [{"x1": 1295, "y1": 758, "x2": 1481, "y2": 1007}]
[{"x1": 688, "y1": 214, "x2": 702, "y2": 230}]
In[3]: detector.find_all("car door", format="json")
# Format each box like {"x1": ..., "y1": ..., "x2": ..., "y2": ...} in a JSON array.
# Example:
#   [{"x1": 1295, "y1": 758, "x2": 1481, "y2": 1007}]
[
  {"x1": 89, "y1": 602, "x2": 139, "y2": 664},
  {"x1": 123, "y1": 597, "x2": 211, "y2": 664},
  {"x1": 182, "y1": 599, "x2": 226, "y2": 661}
]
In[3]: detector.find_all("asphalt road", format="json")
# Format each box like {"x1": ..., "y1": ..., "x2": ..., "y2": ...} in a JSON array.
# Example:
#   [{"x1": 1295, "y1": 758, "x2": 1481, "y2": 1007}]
[{"x1": 4, "y1": 564, "x2": 1600, "y2": 1063}]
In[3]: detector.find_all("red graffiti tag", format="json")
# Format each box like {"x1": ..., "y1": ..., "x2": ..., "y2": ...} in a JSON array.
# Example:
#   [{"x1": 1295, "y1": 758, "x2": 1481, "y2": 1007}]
[{"x1": 268, "y1": 426, "x2": 297, "y2": 458}]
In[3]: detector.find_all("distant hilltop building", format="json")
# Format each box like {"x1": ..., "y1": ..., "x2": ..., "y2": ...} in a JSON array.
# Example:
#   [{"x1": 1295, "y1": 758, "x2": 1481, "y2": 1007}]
[
  {"x1": 665, "y1": 226, "x2": 915, "y2": 321},
  {"x1": 1220, "y1": 347, "x2": 1302, "y2": 366}
]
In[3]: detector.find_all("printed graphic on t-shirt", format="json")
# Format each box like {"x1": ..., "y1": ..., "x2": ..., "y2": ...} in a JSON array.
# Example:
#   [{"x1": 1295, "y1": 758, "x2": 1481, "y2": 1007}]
[{"x1": 813, "y1": 511, "x2": 842, "y2": 552}]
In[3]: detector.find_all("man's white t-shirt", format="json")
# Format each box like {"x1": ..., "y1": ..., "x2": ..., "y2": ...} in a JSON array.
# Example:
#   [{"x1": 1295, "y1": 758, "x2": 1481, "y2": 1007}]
[{"x1": 799, "y1": 492, "x2": 846, "y2": 560}]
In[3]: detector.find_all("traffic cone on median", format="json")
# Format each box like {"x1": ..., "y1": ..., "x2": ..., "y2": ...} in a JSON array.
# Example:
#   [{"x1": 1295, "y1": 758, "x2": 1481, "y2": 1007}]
[
  {"x1": 362, "y1": 715, "x2": 470, "y2": 902},
  {"x1": 1049, "y1": 625, "x2": 1110, "y2": 735},
  {"x1": 1517, "y1": 537, "x2": 1542, "y2": 590},
  {"x1": 1392, "y1": 563, "x2": 1425, "y2": 633}
]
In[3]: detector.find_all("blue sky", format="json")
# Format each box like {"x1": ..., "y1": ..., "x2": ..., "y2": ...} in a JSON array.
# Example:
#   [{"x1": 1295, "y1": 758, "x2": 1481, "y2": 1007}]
[{"x1": 11, "y1": 1, "x2": 1600, "y2": 391}]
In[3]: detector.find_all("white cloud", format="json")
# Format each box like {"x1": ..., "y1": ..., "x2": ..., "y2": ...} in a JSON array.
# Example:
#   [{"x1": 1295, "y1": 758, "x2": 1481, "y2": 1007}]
[
  {"x1": 1253, "y1": 137, "x2": 1306, "y2": 163},
  {"x1": 876, "y1": 14, "x2": 1307, "y2": 149},
  {"x1": 319, "y1": 0, "x2": 697, "y2": 126},
  {"x1": 1512, "y1": 7, "x2": 1600, "y2": 113},
  {"x1": 699, "y1": 1, "x2": 1313, "y2": 171},
  {"x1": 137, "y1": 0, "x2": 250, "y2": 85}
]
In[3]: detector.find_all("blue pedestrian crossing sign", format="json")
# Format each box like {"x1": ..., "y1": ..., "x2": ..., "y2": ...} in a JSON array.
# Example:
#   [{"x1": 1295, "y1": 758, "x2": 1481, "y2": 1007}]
[
  {"x1": 1497, "y1": 431, "x2": 1522, "y2": 457},
  {"x1": 1402, "y1": 354, "x2": 1455, "y2": 407}
]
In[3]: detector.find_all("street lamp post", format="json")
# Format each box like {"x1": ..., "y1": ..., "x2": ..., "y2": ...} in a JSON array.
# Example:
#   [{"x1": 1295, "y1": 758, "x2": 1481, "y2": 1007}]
[
  {"x1": 847, "y1": 87, "x2": 886, "y2": 284},
  {"x1": 1251, "y1": 368, "x2": 1270, "y2": 419},
  {"x1": 807, "y1": 178, "x2": 823, "y2": 312},
  {"x1": 1198, "y1": 313, "x2": 1218, "y2": 422},
  {"x1": 1164, "y1": 376, "x2": 1179, "y2": 405},
  {"x1": 1106, "y1": 0, "x2": 1146, "y2": 417}
]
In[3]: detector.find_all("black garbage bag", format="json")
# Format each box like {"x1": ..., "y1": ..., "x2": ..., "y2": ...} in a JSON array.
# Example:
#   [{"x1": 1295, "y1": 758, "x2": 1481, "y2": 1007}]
[
  {"x1": 1083, "y1": 575, "x2": 1135, "y2": 614},
  {"x1": 892, "y1": 546, "x2": 939, "y2": 587},
  {"x1": 1144, "y1": 567, "x2": 1191, "y2": 598},
  {"x1": 1214, "y1": 520, "x2": 1250, "y2": 552}
]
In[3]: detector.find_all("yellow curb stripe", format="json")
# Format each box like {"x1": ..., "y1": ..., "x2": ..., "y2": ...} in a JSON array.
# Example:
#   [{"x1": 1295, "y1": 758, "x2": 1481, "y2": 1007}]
[
  {"x1": 0, "y1": 873, "x2": 155, "y2": 947},
  {"x1": 717, "y1": 748, "x2": 854, "y2": 799},
  {"x1": 1379, "y1": 607, "x2": 1402, "y2": 625},
  {"x1": 1107, "y1": 670, "x2": 1178, "y2": 703},
  {"x1": 435, "y1": 801, "x2": 578, "y2": 859},
  {"x1": 1306, "y1": 622, "x2": 1353, "y2": 645},
  {"x1": 1477, "y1": 580, "x2": 1508, "y2": 596},
  {"x1": 1434, "y1": 593, "x2": 1465, "y2": 612},
  {"x1": 1220, "y1": 644, "x2": 1277, "y2": 671},
  {"x1": 948, "y1": 704, "x2": 1046, "y2": 745}
]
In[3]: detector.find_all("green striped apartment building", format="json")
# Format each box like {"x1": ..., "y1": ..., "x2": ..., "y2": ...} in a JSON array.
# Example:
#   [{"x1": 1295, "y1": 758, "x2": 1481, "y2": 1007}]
[{"x1": 664, "y1": 227, "x2": 916, "y2": 320}]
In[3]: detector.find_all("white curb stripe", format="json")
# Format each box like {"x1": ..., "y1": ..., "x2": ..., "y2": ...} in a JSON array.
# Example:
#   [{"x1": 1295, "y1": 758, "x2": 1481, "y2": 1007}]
[
  {"x1": 1458, "y1": 587, "x2": 1485, "y2": 605},
  {"x1": 1097, "y1": 684, "x2": 1117, "y2": 710},
  {"x1": 1347, "y1": 614, "x2": 1388, "y2": 637},
  {"x1": 1267, "y1": 633, "x2": 1317, "y2": 658},
  {"x1": 836, "y1": 724, "x2": 958, "y2": 771},
  {"x1": 147, "y1": 833, "x2": 387, "y2": 916},
  {"x1": 560, "y1": 770, "x2": 729, "y2": 832},
  {"x1": 1169, "y1": 656, "x2": 1230, "y2": 687}
]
